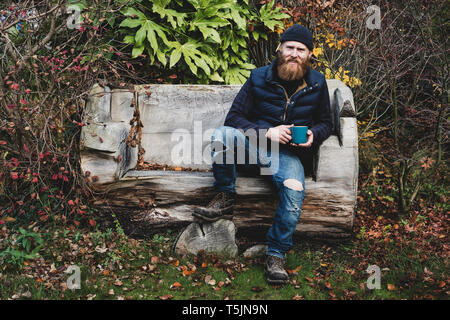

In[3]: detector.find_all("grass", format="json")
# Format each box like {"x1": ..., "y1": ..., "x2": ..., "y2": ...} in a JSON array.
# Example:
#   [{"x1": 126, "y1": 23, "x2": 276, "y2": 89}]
[{"x1": 0, "y1": 224, "x2": 447, "y2": 300}]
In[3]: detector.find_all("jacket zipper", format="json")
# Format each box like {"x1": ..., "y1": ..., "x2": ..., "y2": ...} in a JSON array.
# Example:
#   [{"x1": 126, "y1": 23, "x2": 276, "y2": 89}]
[
  {"x1": 276, "y1": 84, "x2": 290, "y2": 122},
  {"x1": 276, "y1": 84, "x2": 307, "y2": 122}
]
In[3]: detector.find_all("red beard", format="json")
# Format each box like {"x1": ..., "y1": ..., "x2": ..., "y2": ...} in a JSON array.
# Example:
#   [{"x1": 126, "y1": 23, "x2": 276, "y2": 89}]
[{"x1": 277, "y1": 51, "x2": 310, "y2": 81}]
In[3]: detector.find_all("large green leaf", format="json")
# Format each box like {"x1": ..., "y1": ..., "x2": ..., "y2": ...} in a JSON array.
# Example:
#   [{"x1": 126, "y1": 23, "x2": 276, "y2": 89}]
[
  {"x1": 230, "y1": 5, "x2": 247, "y2": 30},
  {"x1": 123, "y1": 35, "x2": 135, "y2": 44},
  {"x1": 135, "y1": 24, "x2": 147, "y2": 46},
  {"x1": 121, "y1": 7, "x2": 147, "y2": 21},
  {"x1": 169, "y1": 40, "x2": 214, "y2": 75},
  {"x1": 169, "y1": 46, "x2": 182, "y2": 68},
  {"x1": 258, "y1": 0, "x2": 290, "y2": 31},
  {"x1": 156, "y1": 49, "x2": 168, "y2": 66},
  {"x1": 152, "y1": 0, "x2": 187, "y2": 28},
  {"x1": 209, "y1": 72, "x2": 224, "y2": 82},
  {"x1": 119, "y1": 17, "x2": 143, "y2": 29},
  {"x1": 222, "y1": 62, "x2": 255, "y2": 84},
  {"x1": 198, "y1": 26, "x2": 221, "y2": 43},
  {"x1": 132, "y1": 45, "x2": 145, "y2": 58}
]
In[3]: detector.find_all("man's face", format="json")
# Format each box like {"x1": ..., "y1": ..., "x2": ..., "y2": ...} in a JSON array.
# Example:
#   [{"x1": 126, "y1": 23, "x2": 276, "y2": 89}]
[{"x1": 277, "y1": 41, "x2": 313, "y2": 81}]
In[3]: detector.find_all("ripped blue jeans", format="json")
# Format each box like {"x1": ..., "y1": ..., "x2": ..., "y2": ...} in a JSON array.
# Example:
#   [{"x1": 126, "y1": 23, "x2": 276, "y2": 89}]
[{"x1": 211, "y1": 126, "x2": 306, "y2": 260}]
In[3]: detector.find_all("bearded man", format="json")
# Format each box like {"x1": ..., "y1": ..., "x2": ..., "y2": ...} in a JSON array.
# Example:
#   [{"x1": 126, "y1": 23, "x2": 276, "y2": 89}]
[{"x1": 192, "y1": 25, "x2": 332, "y2": 285}]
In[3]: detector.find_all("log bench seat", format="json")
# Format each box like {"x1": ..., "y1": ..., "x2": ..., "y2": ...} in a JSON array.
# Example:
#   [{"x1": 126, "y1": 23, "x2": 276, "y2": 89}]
[{"x1": 81, "y1": 80, "x2": 358, "y2": 240}]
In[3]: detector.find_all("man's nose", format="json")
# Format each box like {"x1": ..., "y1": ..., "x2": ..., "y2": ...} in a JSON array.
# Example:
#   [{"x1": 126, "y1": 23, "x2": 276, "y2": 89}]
[{"x1": 289, "y1": 49, "x2": 298, "y2": 57}]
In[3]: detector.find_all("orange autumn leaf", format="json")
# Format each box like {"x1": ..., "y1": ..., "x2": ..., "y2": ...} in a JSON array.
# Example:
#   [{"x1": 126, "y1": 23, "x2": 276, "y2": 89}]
[
  {"x1": 287, "y1": 265, "x2": 302, "y2": 274},
  {"x1": 171, "y1": 259, "x2": 180, "y2": 267},
  {"x1": 170, "y1": 282, "x2": 182, "y2": 289},
  {"x1": 181, "y1": 265, "x2": 196, "y2": 276},
  {"x1": 387, "y1": 284, "x2": 396, "y2": 291},
  {"x1": 182, "y1": 269, "x2": 194, "y2": 276}
]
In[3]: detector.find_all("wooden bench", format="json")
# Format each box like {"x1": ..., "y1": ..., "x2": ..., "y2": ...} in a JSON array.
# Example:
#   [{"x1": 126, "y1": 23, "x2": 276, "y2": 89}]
[{"x1": 81, "y1": 80, "x2": 358, "y2": 240}]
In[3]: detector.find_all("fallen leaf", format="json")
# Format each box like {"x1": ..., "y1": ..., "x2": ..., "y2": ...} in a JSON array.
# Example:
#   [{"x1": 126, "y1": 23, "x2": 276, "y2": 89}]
[
  {"x1": 108, "y1": 289, "x2": 115, "y2": 295},
  {"x1": 87, "y1": 294, "x2": 96, "y2": 300},
  {"x1": 170, "y1": 282, "x2": 182, "y2": 289},
  {"x1": 95, "y1": 246, "x2": 108, "y2": 253},
  {"x1": 151, "y1": 256, "x2": 159, "y2": 264},
  {"x1": 424, "y1": 267, "x2": 433, "y2": 276},
  {"x1": 387, "y1": 284, "x2": 396, "y2": 291},
  {"x1": 182, "y1": 268, "x2": 195, "y2": 277},
  {"x1": 292, "y1": 294, "x2": 303, "y2": 300},
  {"x1": 251, "y1": 286, "x2": 264, "y2": 292},
  {"x1": 114, "y1": 279, "x2": 123, "y2": 287},
  {"x1": 208, "y1": 279, "x2": 216, "y2": 286},
  {"x1": 287, "y1": 265, "x2": 302, "y2": 275},
  {"x1": 171, "y1": 259, "x2": 180, "y2": 267},
  {"x1": 159, "y1": 294, "x2": 173, "y2": 300},
  {"x1": 325, "y1": 282, "x2": 332, "y2": 289}
]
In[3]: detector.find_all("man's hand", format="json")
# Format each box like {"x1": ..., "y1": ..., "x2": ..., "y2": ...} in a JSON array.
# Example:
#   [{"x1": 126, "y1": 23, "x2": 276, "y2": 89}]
[
  {"x1": 290, "y1": 129, "x2": 314, "y2": 148},
  {"x1": 265, "y1": 124, "x2": 294, "y2": 144}
]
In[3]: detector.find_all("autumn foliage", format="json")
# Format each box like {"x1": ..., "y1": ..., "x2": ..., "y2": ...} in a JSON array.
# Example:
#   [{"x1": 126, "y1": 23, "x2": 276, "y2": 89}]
[{"x1": 0, "y1": 0, "x2": 142, "y2": 228}]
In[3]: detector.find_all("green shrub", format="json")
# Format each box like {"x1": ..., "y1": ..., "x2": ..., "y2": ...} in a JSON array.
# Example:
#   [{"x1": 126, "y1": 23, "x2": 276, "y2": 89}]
[{"x1": 118, "y1": 0, "x2": 288, "y2": 84}]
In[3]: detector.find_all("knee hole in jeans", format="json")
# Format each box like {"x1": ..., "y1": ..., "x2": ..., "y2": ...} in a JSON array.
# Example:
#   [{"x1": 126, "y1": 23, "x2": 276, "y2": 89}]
[{"x1": 283, "y1": 179, "x2": 304, "y2": 192}]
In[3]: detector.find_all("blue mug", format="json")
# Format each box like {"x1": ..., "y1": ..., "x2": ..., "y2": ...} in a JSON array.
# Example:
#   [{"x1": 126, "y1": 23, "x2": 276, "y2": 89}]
[{"x1": 290, "y1": 126, "x2": 308, "y2": 144}]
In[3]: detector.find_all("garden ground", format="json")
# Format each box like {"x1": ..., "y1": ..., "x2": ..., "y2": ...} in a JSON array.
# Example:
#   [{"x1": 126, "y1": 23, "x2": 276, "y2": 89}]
[{"x1": 0, "y1": 176, "x2": 448, "y2": 300}]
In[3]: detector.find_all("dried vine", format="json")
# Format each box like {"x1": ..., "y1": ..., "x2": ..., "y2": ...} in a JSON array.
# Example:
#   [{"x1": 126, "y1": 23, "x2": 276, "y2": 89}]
[{"x1": 126, "y1": 89, "x2": 145, "y2": 168}]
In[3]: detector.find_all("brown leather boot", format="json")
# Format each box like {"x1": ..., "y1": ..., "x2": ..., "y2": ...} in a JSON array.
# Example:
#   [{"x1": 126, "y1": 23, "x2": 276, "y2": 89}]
[
  {"x1": 265, "y1": 255, "x2": 289, "y2": 285},
  {"x1": 192, "y1": 192, "x2": 236, "y2": 222}
]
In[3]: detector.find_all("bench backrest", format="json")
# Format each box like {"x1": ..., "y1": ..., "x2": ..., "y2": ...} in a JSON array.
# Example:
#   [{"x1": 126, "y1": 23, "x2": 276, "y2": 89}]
[{"x1": 81, "y1": 80, "x2": 356, "y2": 183}]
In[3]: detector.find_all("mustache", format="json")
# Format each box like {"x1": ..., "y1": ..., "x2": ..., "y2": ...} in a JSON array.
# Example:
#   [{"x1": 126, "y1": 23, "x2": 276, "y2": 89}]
[{"x1": 284, "y1": 57, "x2": 302, "y2": 64}]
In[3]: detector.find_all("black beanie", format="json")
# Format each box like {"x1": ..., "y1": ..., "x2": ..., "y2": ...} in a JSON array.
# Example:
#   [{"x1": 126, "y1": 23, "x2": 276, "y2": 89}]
[{"x1": 280, "y1": 24, "x2": 314, "y2": 51}]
